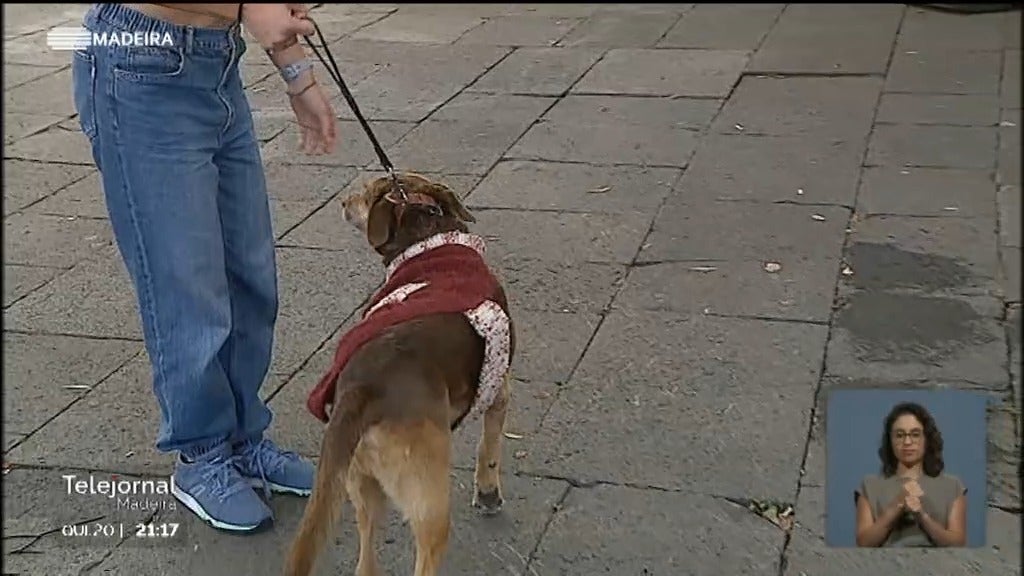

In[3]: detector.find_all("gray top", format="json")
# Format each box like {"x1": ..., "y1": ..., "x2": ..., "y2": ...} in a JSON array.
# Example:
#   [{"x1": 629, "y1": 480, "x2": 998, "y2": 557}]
[{"x1": 855, "y1": 472, "x2": 966, "y2": 547}]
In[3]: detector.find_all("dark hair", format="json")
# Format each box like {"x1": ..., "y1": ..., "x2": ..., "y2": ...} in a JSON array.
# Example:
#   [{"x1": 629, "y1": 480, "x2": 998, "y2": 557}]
[{"x1": 878, "y1": 402, "x2": 944, "y2": 477}]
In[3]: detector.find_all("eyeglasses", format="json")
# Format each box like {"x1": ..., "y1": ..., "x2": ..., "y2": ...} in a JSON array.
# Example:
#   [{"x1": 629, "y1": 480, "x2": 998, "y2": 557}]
[{"x1": 893, "y1": 430, "x2": 923, "y2": 444}]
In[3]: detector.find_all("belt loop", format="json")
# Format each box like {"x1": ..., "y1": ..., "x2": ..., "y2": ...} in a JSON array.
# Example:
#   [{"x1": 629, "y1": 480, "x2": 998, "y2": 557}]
[{"x1": 184, "y1": 26, "x2": 194, "y2": 55}]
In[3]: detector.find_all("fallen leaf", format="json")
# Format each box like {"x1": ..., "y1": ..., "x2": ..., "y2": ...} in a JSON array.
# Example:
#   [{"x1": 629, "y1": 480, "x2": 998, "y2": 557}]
[
  {"x1": 124, "y1": 451, "x2": 135, "y2": 458},
  {"x1": 811, "y1": 214, "x2": 826, "y2": 221},
  {"x1": 734, "y1": 123, "x2": 744, "y2": 131},
  {"x1": 688, "y1": 265, "x2": 717, "y2": 272},
  {"x1": 842, "y1": 265, "x2": 854, "y2": 276},
  {"x1": 534, "y1": 391, "x2": 551, "y2": 400},
  {"x1": 587, "y1": 186, "x2": 611, "y2": 194},
  {"x1": 503, "y1": 432, "x2": 524, "y2": 440},
  {"x1": 764, "y1": 262, "x2": 782, "y2": 273}
]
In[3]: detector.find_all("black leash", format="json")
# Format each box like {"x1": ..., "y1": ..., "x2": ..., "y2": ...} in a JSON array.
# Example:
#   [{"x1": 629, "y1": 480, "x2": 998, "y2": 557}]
[{"x1": 301, "y1": 17, "x2": 407, "y2": 200}]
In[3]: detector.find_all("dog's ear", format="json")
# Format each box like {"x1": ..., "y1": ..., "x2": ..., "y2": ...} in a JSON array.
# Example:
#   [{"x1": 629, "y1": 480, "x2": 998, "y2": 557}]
[
  {"x1": 431, "y1": 183, "x2": 476, "y2": 223},
  {"x1": 366, "y1": 195, "x2": 394, "y2": 248}
]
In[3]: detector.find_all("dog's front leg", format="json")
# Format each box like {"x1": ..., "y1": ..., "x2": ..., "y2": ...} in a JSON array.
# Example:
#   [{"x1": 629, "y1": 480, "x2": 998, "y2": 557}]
[{"x1": 472, "y1": 372, "x2": 510, "y2": 514}]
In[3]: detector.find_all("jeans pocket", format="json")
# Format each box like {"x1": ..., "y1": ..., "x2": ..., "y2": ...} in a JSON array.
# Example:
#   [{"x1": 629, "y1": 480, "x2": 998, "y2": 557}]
[
  {"x1": 71, "y1": 49, "x2": 98, "y2": 140},
  {"x1": 112, "y1": 45, "x2": 185, "y2": 84}
]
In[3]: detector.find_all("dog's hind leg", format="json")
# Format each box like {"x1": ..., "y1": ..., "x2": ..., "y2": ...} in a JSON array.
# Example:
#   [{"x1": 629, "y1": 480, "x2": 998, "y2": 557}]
[
  {"x1": 370, "y1": 420, "x2": 452, "y2": 576},
  {"x1": 347, "y1": 468, "x2": 387, "y2": 576},
  {"x1": 473, "y1": 371, "x2": 510, "y2": 514}
]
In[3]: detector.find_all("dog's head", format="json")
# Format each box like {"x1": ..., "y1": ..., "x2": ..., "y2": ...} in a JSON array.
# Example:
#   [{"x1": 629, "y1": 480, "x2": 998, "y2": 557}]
[{"x1": 341, "y1": 172, "x2": 476, "y2": 261}]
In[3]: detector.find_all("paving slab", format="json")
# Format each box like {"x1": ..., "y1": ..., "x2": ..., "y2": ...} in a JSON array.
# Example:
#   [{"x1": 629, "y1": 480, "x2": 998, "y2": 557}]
[
  {"x1": 4, "y1": 122, "x2": 95, "y2": 165},
  {"x1": 786, "y1": 486, "x2": 1020, "y2": 575},
  {"x1": 491, "y1": 257, "x2": 626, "y2": 315},
  {"x1": 3, "y1": 211, "x2": 112, "y2": 269},
  {"x1": 3, "y1": 247, "x2": 141, "y2": 339},
  {"x1": 3, "y1": 264, "x2": 61, "y2": 308},
  {"x1": 456, "y1": 14, "x2": 582, "y2": 46},
  {"x1": 827, "y1": 292, "x2": 1006, "y2": 385},
  {"x1": 712, "y1": 76, "x2": 882, "y2": 139},
  {"x1": 897, "y1": 7, "x2": 1014, "y2": 52},
  {"x1": 467, "y1": 46, "x2": 604, "y2": 96},
  {"x1": 747, "y1": 3, "x2": 904, "y2": 74},
  {"x1": 1003, "y1": 49, "x2": 1021, "y2": 107},
  {"x1": 658, "y1": 3, "x2": 784, "y2": 50},
  {"x1": 3, "y1": 3, "x2": 85, "y2": 39},
  {"x1": 1001, "y1": 177, "x2": 1021, "y2": 248},
  {"x1": 875, "y1": 93, "x2": 1001, "y2": 126},
  {"x1": 507, "y1": 95, "x2": 719, "y2": 166},
  {"x1": 269, "y1": 246, "x2": 382, "y2": 376},
  {"x1": 843, "y1": 215, "x2": 1001, "y2": 297},
  {"x1": 1010, "y1": 305, "x2": 1022, "y2": 409},
  {"x1": 467, "y1": 160, "x2": 679, "y2": 213},
  {"x1": 886, "y1": 49, "x2": 1002, "y2": 94},
  {"x1": 573, "y1": 48, "x2": 748, "y2": 98},
  {"x1": 674, "y1": 133, "x2": 866, "y2": 205},
  {"x1": 2, "y1": 158, "x2": 93, "y2": 216},
  {"x1": 856, "y1": 167, "x2": 997, "y2": 218},
  {"x1": 470, "y1": 208, "x2": 651, "y2": 265},
  {"x1": 30, "y1": 171, "x2": 109, "y2": 219},
  {"x1": 86, "y1": 471, "x2": 567, "y2": 576},
  {"x1": 1001, "y1": 246, "x2": 1022, "y2": 302},
  {"x1": 986, "y1": 395, "x2": 1021, "y2": 511},
  {"x1": 557, "y1": 10, "x2": 679, "y2": 48},
  {"x1": 377, "y1": 93, "x2": 551, "y2": 166},
  {"x1": 618, "y1": 258, "x2": 840, "y2": 323},
  {"x1": 999, "y1": 120, "x2": 1021, "y2": 185},
  {"x1": 866, "y1": 124, "x2": 998, "y2": 169},
  {"x1": 3, "y1": 62, "x2": 67, "y2": 90},
  {"x1": 2, "y1": 111, "x2": 68, "y2": 146},
  {"x1": 350, "y1": 12, "x2": 485, "y2": 43},
  {"x1": 532, "y1": 485, "x2": 786, "y2": 575},
  {"x1": 520, "y1": 309, "x2": 826, "y2": 497},
  {"x1": 2, "y1": 331, "x2": 139, "y2": 449},
  {"x1": 640, "y1": 200, "x2": 850, "y2": 264},
  {"x1": 4, "y1": 65, "x2": 74, "y2": 116}
]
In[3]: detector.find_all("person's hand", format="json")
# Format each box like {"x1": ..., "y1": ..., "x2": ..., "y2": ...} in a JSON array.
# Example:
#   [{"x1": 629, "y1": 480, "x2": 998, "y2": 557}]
[
  {"x1": 905, "y1": 479, "x2": 924, "y2": 498},
  {"x1": 286, "y1": 3, "x2": 310, "y2": 18},
  {"x1": 289, "y1": 80, "x2": 337, "y2": 155},
  {"x1": 241, "y1": 4, "x2": 314, "y2": 49},
  {"x1": 905, "y1": 494, "x2": 922, "y2": 515}
]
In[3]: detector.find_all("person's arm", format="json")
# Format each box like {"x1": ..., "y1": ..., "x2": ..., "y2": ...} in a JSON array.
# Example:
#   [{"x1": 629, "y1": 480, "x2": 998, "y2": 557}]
[
  {"x1": 855, "y1": 493, "x2": 905, "y2": 547},
  {"x1": 916, "y1": 494, "x2": 967, "y2": 547}
]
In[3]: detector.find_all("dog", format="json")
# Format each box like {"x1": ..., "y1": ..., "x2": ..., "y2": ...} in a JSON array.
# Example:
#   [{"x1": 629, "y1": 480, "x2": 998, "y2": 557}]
[{"x1": 284, "y1": 173, "x2": 516, "y2": 576}]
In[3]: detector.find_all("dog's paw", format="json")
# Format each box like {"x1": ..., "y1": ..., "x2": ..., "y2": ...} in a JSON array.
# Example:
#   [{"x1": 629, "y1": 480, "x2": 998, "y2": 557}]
[{"x1": 472, "y1": 488, "x2": 503, "y2": 515}]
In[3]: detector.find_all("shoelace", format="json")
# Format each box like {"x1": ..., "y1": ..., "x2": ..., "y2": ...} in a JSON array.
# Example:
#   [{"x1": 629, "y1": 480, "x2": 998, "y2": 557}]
[
  {"x1": 201, "y1": 456, "x2": 252, "y2": 502},
  {"x1": 300, "y1": 15, "x2": 408, "y2": 201},
  {"x1": 236, "y1": 438, "x2": 298, "y2": 500}
]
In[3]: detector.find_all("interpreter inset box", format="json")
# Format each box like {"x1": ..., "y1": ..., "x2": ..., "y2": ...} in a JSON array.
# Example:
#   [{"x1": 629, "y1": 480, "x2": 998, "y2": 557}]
[{"x1": 824, "y1": 388, "x2": 988, "y2": 548}]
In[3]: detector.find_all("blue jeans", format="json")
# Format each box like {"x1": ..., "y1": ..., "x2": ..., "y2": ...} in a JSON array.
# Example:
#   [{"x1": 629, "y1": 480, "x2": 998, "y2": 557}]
[{"x1": 72, "y1": 4, "x2": 276, "y2": 459}]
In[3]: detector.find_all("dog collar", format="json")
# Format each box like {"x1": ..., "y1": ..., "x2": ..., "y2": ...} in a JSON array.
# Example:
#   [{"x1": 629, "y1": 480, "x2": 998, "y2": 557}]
[{"x1": 385, "y1": 231, "x2": 487, "y2": 280}]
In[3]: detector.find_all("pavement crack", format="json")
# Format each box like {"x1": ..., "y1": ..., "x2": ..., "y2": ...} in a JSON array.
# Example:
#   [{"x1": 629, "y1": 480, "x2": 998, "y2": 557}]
[{"x1": 524, "y1": 483, "x2": 572, "y2": 573}]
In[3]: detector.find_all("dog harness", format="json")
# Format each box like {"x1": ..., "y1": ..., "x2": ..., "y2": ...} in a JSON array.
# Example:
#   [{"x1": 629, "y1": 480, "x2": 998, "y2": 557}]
[{"x1": 307, "y1": 231, "x2": 511, "y2": 425}]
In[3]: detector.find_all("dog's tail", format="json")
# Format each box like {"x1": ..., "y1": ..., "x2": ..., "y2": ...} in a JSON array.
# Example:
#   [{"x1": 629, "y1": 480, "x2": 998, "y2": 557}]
[{"x1": 284, "y1": 387, "x2": 373, "y2": 576}]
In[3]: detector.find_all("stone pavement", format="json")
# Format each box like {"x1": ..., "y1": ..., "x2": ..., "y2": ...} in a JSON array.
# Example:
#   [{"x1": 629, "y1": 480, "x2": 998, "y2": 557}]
[{"x1": 2, "y1": 3, "x2": 1021, "y2": 575}]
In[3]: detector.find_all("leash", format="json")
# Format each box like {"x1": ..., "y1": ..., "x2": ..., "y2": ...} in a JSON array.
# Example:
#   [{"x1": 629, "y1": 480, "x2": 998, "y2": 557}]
[{"x1": 300, "y1": 17, "x2": 408, "y2": 201}]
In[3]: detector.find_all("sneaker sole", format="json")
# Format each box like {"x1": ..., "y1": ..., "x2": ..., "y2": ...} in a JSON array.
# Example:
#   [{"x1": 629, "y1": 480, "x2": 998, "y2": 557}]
[
  {"x1": 170, "y1": 476, "x2": 272, "y2": 533},
  {"x1": 246, "y1": 477, "x2": 312, "y2": 497}
]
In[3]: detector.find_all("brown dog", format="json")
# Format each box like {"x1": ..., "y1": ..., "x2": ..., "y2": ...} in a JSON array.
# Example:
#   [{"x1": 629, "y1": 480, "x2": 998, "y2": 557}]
[{"x1": 284, "y1": 173, "x2": 515, "y2": 576}]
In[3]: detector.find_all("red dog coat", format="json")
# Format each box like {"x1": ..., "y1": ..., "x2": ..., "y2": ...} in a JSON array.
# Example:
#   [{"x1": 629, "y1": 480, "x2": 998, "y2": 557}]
[{"x1": 307, "y1": 231, "x2": 511, "y2": 424}]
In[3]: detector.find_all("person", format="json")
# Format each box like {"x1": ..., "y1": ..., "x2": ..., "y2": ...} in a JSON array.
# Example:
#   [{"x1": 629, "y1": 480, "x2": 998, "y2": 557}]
[
  {"x1": 854, "y1": 402, "x2": 967, "y2": 547},
  {"x1": 70, "y1": 3, "x2": 337, "y2": 532}
]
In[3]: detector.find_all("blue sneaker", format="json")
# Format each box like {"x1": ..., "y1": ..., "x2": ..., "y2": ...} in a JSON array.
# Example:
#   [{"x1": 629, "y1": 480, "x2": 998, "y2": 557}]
[
  {"x1": 232, "y1": 437, "x2": 315, "y2": 497},
  {"x1": 170, "y1": 443, "x2": 273, "y2": 533}
]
